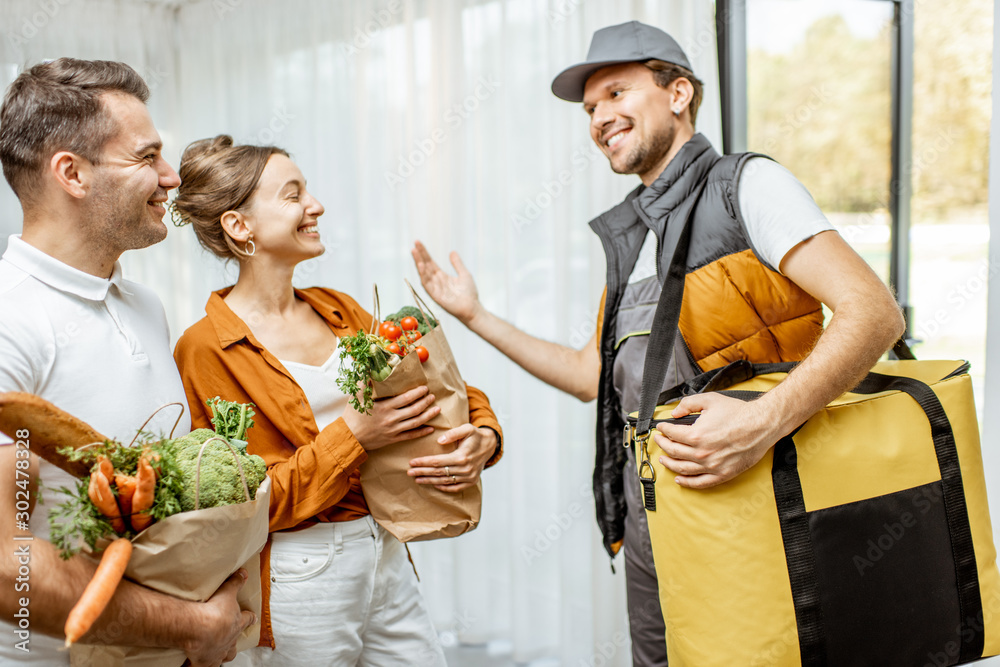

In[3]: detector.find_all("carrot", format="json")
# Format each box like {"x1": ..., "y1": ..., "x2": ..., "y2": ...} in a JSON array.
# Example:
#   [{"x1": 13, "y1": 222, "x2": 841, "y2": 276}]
[
  {"x1": 142, "y1": 447, "x2": 162, "y2": 476},
  {"x1": 64, "y1": 537, "x2": 132, "y2": 647},
  {"x1": 96, "y1": 455, "x2": 115, "y2": 484},
  {"x1": 87, "y1": 471, "x2": 126, "y2": 535},
  {"x1": 114, "y1": 474, "x2": 137, "y2": 527},
  {"x1": 129, "y1": 456, "x2": 156, "y2": 532}
]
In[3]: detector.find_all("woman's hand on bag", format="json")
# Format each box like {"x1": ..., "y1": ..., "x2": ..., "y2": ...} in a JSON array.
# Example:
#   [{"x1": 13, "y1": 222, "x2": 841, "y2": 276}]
[
  {"x1": 343, "y1": 385, "x2": 440, "y2": 451},
  {"x1": 652, "y1": 392, "x2": 777, "y2": 489},
  {"x1": 411, "y1": 241, "x2": 482, "y2": 325},
  {"x1": 406, "y1": 423, "x2": 497, "y2": 492}
]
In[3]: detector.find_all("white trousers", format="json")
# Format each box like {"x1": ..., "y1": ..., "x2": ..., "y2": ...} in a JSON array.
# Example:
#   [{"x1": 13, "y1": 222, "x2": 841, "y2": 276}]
[{"x1": 246, "y1": 516, "x2": 446, "y2": 667}]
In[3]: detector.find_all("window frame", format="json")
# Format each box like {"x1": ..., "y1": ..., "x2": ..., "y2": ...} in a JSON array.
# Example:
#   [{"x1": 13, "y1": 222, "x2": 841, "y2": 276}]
[{"x1": 717, "y1": 0, "x2": 915, "y2": 342}]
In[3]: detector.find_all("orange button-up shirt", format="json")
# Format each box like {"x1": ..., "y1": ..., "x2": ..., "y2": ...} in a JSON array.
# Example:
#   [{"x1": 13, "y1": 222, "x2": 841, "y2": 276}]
[{"x1": 173, "y1": 286, "x2": 503, "y2": 648}]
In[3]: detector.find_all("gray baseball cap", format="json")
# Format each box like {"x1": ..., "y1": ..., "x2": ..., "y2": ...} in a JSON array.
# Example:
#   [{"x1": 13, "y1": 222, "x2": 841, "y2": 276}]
[{"x1": 551, "y1": 21, "x2": 693, "y2": 102}]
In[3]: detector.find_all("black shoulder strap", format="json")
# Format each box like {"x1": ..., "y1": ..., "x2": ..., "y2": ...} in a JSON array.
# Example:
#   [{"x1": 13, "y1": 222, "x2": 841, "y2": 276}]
[
  {"x1": 890, "y1": 338, "x2": 916, "y2": 360},
  {"x1": 634, "y1": 178, "x2": 708, "y2": 437}
]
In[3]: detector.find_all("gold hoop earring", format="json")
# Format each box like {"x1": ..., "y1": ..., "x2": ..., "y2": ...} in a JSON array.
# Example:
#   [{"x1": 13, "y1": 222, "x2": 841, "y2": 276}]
[{"x1": 245, "y1": 237, "x2": 256, "y2": 257}]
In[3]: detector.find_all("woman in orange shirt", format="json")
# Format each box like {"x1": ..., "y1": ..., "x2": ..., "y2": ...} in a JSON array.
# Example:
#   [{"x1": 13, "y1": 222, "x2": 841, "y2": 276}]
[{"x1": 171, "y1": 136, "x2": 502, "y2": 666}]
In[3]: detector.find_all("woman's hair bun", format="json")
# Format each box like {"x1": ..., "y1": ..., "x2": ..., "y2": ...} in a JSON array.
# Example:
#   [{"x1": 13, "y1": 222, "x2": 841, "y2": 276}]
[
  {"x1": 171, "y1": 135, "x2": 288, "y2": 261},
  {"x1": 180, "y1": 134, "x2": 234, "y2": 165}
]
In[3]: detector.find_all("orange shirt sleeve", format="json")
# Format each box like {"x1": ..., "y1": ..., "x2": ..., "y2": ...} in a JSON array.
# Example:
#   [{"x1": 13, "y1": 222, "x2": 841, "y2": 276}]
[
  {"x1": 174, "y1": 323, "x2": 367, "y2": 533},
  {"x1": 466, "y1": 383, "x2": 503, "y2": 468},
  {"x1": 262, "y1": 418, "x2": 367, "y2": 532},
  {"x1": 596, "y1": 286, "x2": 608, "y2": 353}
]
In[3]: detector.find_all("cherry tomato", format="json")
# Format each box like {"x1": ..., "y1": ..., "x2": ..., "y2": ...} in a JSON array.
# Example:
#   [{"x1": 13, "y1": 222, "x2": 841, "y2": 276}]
[
  {"x1": 378, "y1": 322, "x2": 393, "y2": 339},
  {"x1": 415, "y1": 346, "x2": 429, "y2": 363},
  {"x1": 400, "y1": 316, "x2": 419, "y2": 331},
  {"x1": 408, "y1": 331, "x2": 422, "y2": 342},
  {"x1": 385, "y1": 325, "x2": 403, "y2": 341},
  {"x1": 387, "y1": 342, "x2": 401, "y2": 356}
]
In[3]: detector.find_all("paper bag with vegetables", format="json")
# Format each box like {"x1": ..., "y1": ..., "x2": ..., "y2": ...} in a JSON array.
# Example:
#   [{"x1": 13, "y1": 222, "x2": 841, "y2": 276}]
[
  {"x1": 0, "y1": 396, "x2": 272, "y2": 667},
  {"x1": 338, "y1": 284, "x2": 481, "y2": 542}
]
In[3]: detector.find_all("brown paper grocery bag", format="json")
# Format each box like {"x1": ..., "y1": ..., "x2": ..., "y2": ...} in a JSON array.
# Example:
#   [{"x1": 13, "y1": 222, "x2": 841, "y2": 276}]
[
  {"x1": 361, "y1": 288, "x2": 482, "y2": 542},
  {"x1": 69, "y1": 477, "x2": 271, "y2": 666}
]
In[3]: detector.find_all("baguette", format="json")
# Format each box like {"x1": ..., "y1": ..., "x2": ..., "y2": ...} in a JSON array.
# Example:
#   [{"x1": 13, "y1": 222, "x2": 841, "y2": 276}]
[{"x1": 0, "y1": 392, "x2": 105, "y2": 478}]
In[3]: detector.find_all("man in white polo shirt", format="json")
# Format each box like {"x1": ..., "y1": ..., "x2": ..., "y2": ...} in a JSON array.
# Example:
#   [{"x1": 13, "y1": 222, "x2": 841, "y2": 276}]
[{"x1": 0, "y1": 58, "x2": 255, "y2": 666}]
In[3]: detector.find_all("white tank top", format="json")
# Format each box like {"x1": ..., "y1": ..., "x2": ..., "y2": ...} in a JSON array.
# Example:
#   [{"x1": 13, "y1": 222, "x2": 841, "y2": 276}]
[{"x1": 279, "y1": 349, "x2": 351, "y2": 431}]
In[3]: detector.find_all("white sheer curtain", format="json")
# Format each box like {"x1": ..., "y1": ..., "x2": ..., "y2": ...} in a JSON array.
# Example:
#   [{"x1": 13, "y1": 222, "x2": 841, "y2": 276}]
[{"x1": 0, "y1": 1, "x2": 720, "y2": 663}]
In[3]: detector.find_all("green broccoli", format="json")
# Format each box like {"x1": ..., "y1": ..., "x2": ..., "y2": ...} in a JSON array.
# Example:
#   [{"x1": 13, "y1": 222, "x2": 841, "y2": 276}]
[
  {"x1": 175, "y1": 438, "x2": 268, "y2": 512},
  {"x1": 170, "y1": 428, "x2": 217, "y2": 451},
  {"x1": 384, "y1": 305, "x2": 438, "y2": 335}
]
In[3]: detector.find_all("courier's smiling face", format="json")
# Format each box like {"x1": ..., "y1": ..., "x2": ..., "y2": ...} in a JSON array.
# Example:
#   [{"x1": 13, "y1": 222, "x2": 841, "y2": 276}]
[
  {"x1": 243, "y1": 154, "x2": 326, "y2": 263},
  {"x1": 583, "y1": 62, "x2": 678, "y2": 185}
]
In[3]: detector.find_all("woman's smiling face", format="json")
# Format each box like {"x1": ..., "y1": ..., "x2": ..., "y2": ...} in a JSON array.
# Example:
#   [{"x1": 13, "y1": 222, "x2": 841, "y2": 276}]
[{"x1": 243, "y1": 154, "x2": 326, "y2": 263}]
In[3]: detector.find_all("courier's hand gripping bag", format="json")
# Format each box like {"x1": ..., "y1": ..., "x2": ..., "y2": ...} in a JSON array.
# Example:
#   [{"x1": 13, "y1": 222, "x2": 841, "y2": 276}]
[
  {"x1": 357, "y1": 283, "x2": 481, "y2": 542},
  {"x1": 626, "y1": 181, "x2": 1000, "y2": 666}
]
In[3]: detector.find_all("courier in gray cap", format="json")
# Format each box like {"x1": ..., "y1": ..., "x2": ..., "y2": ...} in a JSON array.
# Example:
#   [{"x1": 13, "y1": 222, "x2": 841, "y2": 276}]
[{"x1": 412, "y1": 20, "x2": 904, "y2": 667}]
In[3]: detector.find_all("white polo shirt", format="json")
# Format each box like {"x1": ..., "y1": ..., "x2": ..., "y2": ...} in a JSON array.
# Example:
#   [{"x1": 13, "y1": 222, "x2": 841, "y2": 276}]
[{"x1": 0, "y1": 235, "x2": 189, "y2": 665}]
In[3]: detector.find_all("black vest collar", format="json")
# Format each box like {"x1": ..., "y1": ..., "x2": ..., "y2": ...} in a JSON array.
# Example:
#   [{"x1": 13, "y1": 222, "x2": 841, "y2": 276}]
[{"x1": 634, "y1": 132, "x2": 720, "y2": 229}]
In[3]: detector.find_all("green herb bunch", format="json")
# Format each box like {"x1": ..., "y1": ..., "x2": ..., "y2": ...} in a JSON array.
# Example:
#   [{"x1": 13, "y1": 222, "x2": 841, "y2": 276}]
[
  {"x1": 337, "y1": 330, "x2": 395, "y2": 415},
  {"x1": 206, "y1": 397, "x2": 255, "y2": 443}
]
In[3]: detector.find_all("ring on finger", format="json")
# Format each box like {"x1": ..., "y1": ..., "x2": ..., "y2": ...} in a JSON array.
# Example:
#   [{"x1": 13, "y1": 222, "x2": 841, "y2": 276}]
[
  {"x1": 445, "y1": 466, "x2": 450, "y2": 477},
  {"x1": 451, "y1": 475, "x2": 457, "y2": 484}
]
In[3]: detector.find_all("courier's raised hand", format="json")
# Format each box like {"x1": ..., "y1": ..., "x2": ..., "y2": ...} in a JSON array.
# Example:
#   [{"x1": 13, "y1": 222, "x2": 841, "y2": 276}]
[
  {"x1": 652, "y1": 392, "x2": 777, "y2": 489},
  {"x1": 411, "y1": 241, "x2": 481, "y2": 325}
]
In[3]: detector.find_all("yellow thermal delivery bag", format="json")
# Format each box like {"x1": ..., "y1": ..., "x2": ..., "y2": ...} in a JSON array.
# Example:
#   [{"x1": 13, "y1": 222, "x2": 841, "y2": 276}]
[
  {"x1": 629, "y1": 358, "x2": 1000, "y2": 666},
  {"x1": 626, "y1": 182, "x2": 999, "y2": 665}
]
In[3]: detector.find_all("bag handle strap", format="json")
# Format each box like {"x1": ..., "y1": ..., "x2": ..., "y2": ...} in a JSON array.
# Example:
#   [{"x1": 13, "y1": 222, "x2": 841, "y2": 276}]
[
  {"x1": 193, "y1": 436, "x2": 252, "y2": 510},
  {"x1": 634, "y1": 179, "x2": 709, "y2": 438},
  {"x1": 404, "y1": 278, "x2": 440, "y2": 325},
  {"x1": 648, "y1": 337, "x2": 922, "y2": 408},
  {"x1": 890, "y1": 337, "x2": 916, "y2": 360},
  {"x1": 127, "y1": 402, "x2": 187, "y2": 446},
  {"x1": 648, "y1": 354, "x2": 964, "y2": 411},
  {"x1": 370, "y1": 284, "x2": 382, "y2": 335}
]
